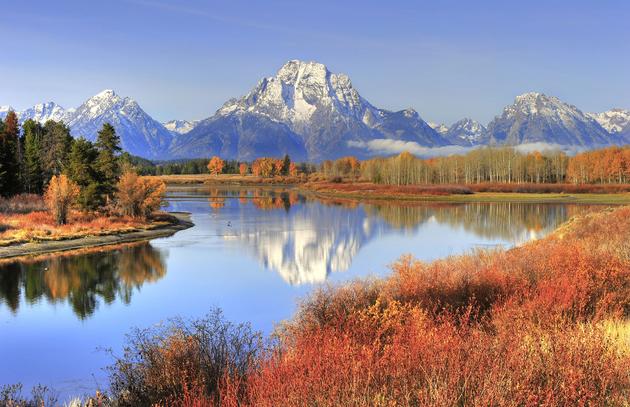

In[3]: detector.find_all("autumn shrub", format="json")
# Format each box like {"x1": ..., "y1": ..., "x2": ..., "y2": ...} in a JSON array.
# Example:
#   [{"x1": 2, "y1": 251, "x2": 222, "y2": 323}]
[
  {"x1": 115, "y1": 170, "x2": 166, "y2": 218},
  {"x1": 43, "y1": 174, "x2": 79, "y2": 225},
  {"x1": 108, "y1": 309, "x2": 263, "y2": 407},
  {"x1": 0, "y1": 383, "x2": 59, "y2": 407}
]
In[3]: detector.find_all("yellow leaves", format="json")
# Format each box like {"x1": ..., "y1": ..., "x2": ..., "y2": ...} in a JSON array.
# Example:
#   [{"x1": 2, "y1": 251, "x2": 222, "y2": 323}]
[
  {"x1": 115, "y1": 170, "x2": 166, "y2": 218},
  {"x1": 207, "y1": 156, "x2": 225, "y2": 175},
  {"x1": 44, "y1": 174, "x2": 79, "y2": 225}
]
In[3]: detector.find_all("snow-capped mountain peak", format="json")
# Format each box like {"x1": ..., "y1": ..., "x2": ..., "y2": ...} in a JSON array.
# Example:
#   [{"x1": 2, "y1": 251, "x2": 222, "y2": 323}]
[
  {"x1": 487, "y1": 92, "x2": 611, "y2": 146},
  {"x1": 163, "y1": 119, "x2": 198, "y2": 135},
  {"x1": 428, "y1": 121, "x2": 449, "y2": 135},
  {"x1": 588, "y1": 108, "x2": 630, "y2": 134},
  {"x1": 65, "y1": 89, "x2": 173, "y2": 158},
  {"x1": 199, "y1": 59, "x2": 444, "y2": 160},
  {"x1": 218, "y1": 59, "x2": 374, "y2": 125},
  {"x1": 445, "y1": 118, "x2": 487, "y2": 145},
  {"x1": 20, "y1": 102, "x2": 67, "y2": 123}
]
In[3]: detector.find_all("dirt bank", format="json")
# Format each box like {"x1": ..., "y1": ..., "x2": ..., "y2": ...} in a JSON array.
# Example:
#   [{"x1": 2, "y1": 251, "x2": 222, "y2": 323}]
[{"x1": 0, "y1": 212, "x2": 193, "y2": 259}]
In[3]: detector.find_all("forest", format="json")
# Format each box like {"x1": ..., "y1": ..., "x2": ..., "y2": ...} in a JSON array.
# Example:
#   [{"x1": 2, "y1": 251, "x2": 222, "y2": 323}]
[
  {"x1": 0, "y1": 111, "x2": 165, "y2": 231},
  {"x1": 322, "y1": 147, "x2": 630, "y2": 185}
]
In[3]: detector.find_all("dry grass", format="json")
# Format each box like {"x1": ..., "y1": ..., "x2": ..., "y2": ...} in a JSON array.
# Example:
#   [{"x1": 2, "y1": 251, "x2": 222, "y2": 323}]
[
  {"x1": 0, "y1": 194, "x2": 46, "y2": 214},
  {"x1": 0, "y1": 211, "x2": 175, "y2": 246}
]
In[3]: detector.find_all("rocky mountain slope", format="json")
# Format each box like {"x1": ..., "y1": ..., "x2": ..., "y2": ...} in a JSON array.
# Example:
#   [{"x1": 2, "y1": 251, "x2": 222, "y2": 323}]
[
  {"x1": 486, "y1": 92, "x2": 613, "y2": 147},
  {"x1": 64, "y1": 90, "x2": 173, "y2": 158}
]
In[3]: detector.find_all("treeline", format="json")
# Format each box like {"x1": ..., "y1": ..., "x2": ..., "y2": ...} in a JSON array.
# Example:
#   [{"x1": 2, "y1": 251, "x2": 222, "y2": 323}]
[
  {"x1": 0, "y1": 111, "x2": 121, "y2": 200},
  {"x1": 321, "y1": 146, "x2": 630, "y2": 185},
  {"x1": 132, "y1": 155, "x2": 317, "y2": 177},
  {"x1": 0, "y1": 111, "x2": 164, "y2": 224}
]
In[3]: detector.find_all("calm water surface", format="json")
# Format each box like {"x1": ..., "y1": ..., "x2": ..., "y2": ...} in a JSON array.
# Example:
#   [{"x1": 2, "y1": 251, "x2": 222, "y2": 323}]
[{"x1": 0, "y1": 186, "x2": 597, "y2": 395}]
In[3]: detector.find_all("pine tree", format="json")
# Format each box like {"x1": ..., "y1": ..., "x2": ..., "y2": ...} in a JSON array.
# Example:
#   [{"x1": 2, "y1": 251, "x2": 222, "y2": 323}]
[
  {"x1": 282, "y1": 154, "x2": 291, "y2": 176},
  {"x1": 0, "y1": 111, "x2": 21, "y2": 196},
  {"x1": 42, "y1": 120, "x2": 73, "y2": 182},
  {"x1": 22, "y1": 119, "x2": 45, "y2": 194},
  {"x1": 67, "y1": 137, "x2": 102, "y2": 210},
  {"x1": 94, "y1": 123, "x2": 122, "y2": 201}
]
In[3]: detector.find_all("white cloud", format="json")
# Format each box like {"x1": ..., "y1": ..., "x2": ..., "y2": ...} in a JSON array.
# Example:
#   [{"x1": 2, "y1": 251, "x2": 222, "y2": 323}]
[
  {"x1": 348, "y1": 139, "x2": 473, "y2": 157},
  {"x1": 348, "y1": 139, "x2": 590, "y2": 158}
]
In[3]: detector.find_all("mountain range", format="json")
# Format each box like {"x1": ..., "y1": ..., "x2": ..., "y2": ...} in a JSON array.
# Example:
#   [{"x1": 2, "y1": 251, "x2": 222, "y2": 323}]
[{"x1": 2, "y1": 60, "x2": 629, "y2": 161}]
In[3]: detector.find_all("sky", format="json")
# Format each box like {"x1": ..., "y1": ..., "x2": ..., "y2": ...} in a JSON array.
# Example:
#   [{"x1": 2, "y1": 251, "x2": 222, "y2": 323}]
[{"x1": 0, "y1": 0, "x2": 629, "y2": 125}]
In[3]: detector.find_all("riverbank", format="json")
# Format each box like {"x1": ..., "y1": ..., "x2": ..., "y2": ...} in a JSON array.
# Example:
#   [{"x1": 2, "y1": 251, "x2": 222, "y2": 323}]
[
  {"x1": 301, "y1": 181, "x2": 630, "y2": 204},
  {"x1": 150, "y1": 173, "x2": 304, "y2": 185},
  {"x1": 0, "y1": 212, "x2": 193, "y2": 259},
  {"x1": 152, "y1": 175, "x2": 630, "y2": 204}
]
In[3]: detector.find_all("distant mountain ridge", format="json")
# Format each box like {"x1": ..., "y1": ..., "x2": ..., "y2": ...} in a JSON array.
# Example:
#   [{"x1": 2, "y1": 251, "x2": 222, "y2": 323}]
[
  {"x1": 65, "y1": 90, "x2": 174, "y2": 158},
  {"x1": 171, "y1": 60, "x2": 445, "y2": 161},
  {"x1": 486, "y1": 92, "x2": 614, "y2": 147},
  {"x1": 0, "y1": 90, "x2": 174, "y2": 159},
  {"x1": 2, "y1": 60, "x2": 629, "y2": 160}
]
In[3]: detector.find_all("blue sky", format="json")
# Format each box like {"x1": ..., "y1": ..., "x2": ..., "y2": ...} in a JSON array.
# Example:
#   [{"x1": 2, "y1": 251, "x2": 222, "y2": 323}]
[{"x1": 1, "y1": 0, "x2": 629, "y2": 125}]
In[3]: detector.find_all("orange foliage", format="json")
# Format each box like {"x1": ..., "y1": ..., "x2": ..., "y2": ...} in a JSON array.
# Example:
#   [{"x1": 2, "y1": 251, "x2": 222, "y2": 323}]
[
  {"x1": 288, "y1": 162, "x2": 297, "y2": 177},
  {"x1": 273, "y1": 159, "x2": 284, "y2": 176},
  {"x1": 239, "y1": 163, "x2": 249, "y2": 176},
  {"x1": 252, "y1": 158, "x2": 275, "y2": 177},
  {"x1": 116, "y1": 171, "x2": 166, "y2": 218},
  {"x1": 567, "y1": 146, "x2": 630, "y2": 184},
  {"x1": 207, "y1": 156, "x2": 225, "y2": 175},
  {"x1": 44, "y1": 174, "x2": 79, "y2": 225}
]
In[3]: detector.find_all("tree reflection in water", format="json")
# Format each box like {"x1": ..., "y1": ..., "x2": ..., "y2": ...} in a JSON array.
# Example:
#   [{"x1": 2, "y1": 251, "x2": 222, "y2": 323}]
[{"x1": 0, "y1": 242, "x2": 166, "y2": 319}]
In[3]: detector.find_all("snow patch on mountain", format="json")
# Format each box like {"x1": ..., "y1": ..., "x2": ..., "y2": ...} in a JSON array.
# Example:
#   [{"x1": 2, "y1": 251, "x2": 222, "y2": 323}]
[
  {"x1": 486, "y1": 92, "x2": 613, "y2": 147},
  {"x1": 588, "y1": 108, "x2": 630, "y2": 134},
  {"x1": 428, "y1": 122, "x2": 449, "y2": 135},
  {"x1": 164, "y1": 119, "x2": 198, "y2": 134},
  {"x1": 445, "y1": 118, "x2": 487, "y2": 146},
  {"x1": 19, "y1": 102, "x2": 67, "y2": 123}
]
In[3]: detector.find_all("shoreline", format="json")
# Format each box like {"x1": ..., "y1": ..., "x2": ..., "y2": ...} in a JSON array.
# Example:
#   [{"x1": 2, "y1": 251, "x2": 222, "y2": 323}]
[
  {"x1": 297, "y1": 185, "x2": 630, "y2": 205},
  {"x1": 154, "y1": 175, "x2": 630, "y2": 205},
  {"x1": 301, "y1": 189, "x2": 630, "y2": 204},
  {"x1": 0, "y1": 212, "x2": 194, "y2": 259}
]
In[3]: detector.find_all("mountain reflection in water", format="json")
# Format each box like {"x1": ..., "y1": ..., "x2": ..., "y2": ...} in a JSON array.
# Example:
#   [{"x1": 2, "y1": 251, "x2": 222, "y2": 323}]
[
  {"x1": 203, "y1": 188, "x2": 595, "y2": 285},
  {"x1": 0, "y1": 242, "x2": 166, "y2": 319}
]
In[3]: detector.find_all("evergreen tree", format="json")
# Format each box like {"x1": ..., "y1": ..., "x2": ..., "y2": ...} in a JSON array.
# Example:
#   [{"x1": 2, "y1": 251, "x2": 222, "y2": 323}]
[
  {"x1": 42, "y1": 120, "x2": 73, "y2": 181},
  {"x1": 282, "y1": 154, "x2": 291, "y2": 176},
  {"x1": 22, "y1": 119, "x2": 45, "y2": 194},
  {"x1": 94, "y1": 123, "x2": 122, "y2": 201},
  {"x1": 67, "y1": 137, "x2": 101, "y2": 210},
  {"x1": 0, "y1": 111, "x2": 21, "y2": 196}
]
